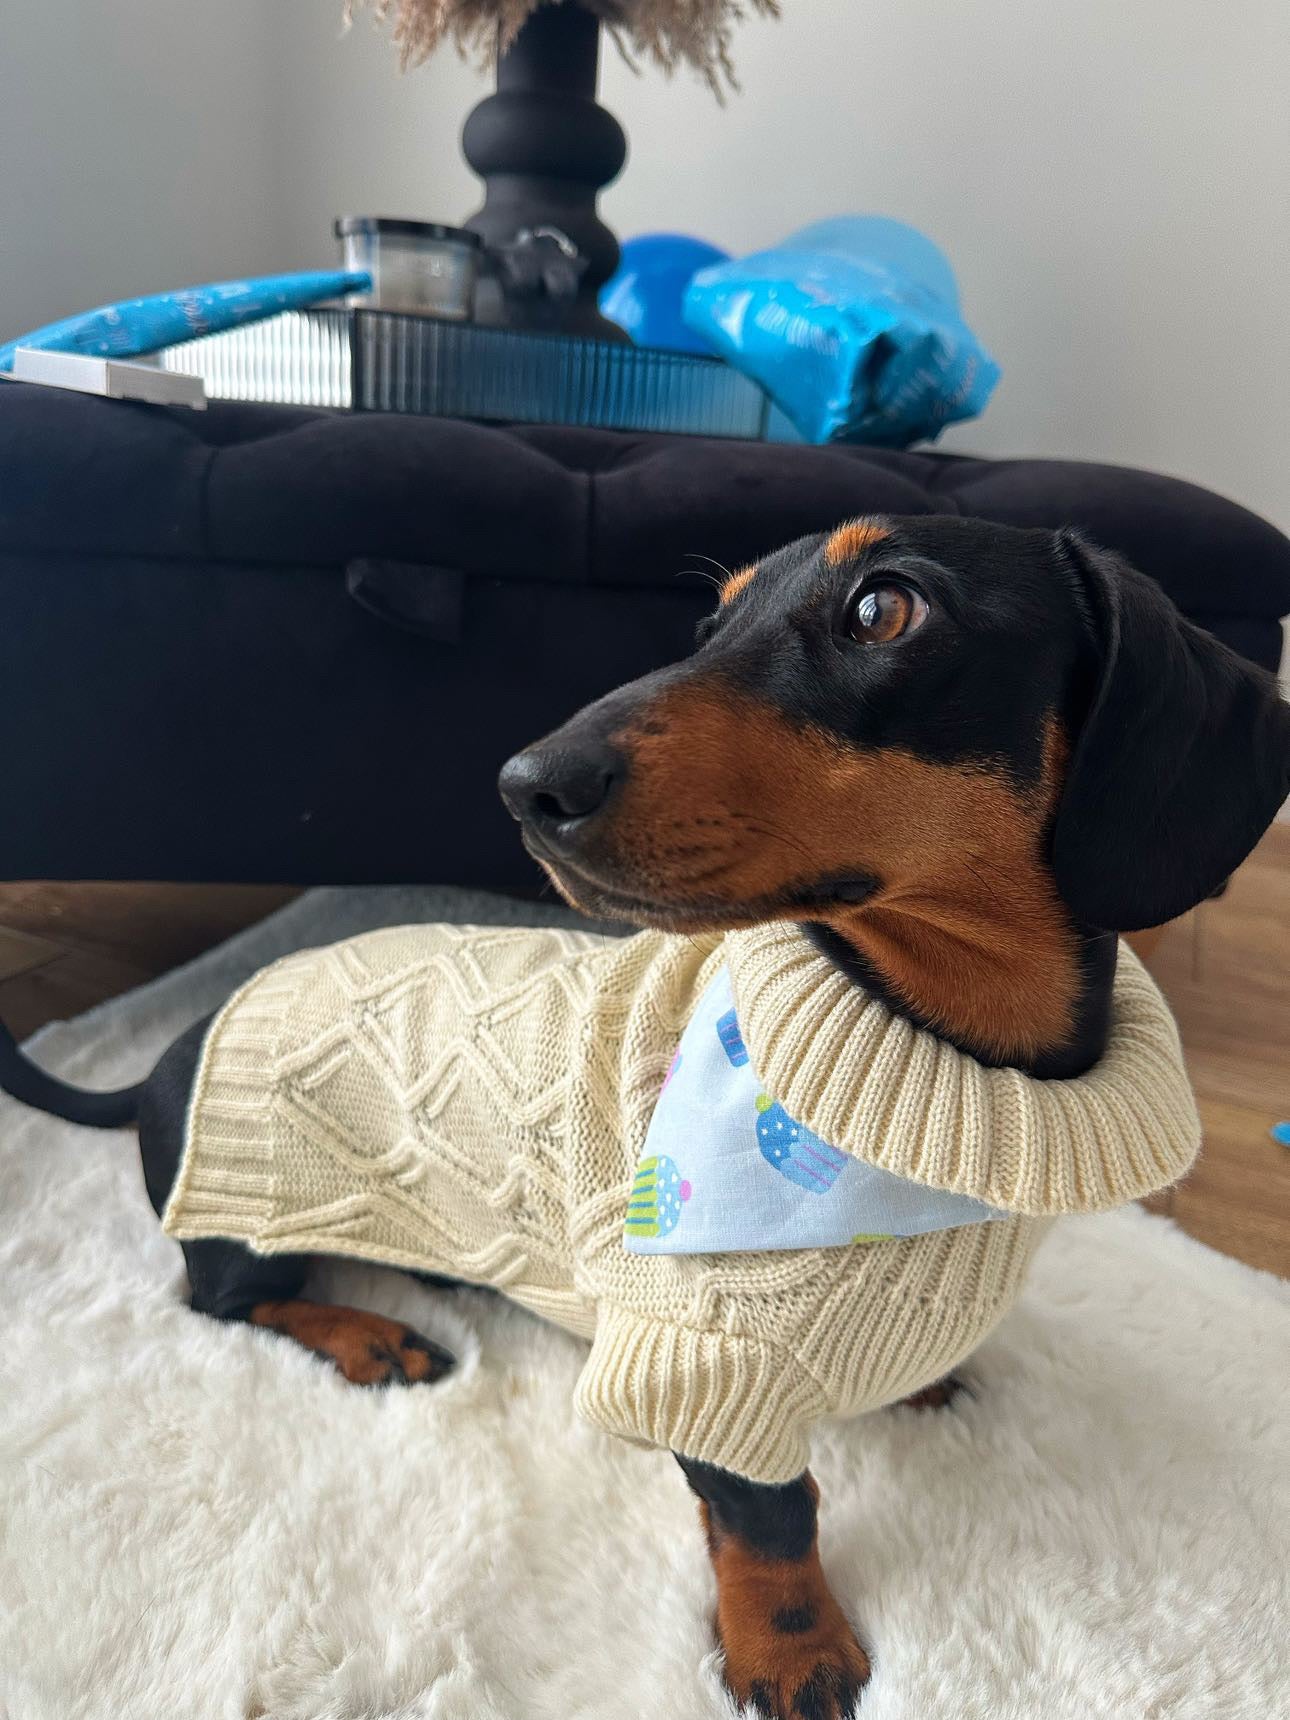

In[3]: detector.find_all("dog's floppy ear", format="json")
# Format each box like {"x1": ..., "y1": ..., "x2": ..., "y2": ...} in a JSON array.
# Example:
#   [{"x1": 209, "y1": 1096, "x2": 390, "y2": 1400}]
[{"x1": 1051, "y1": 531, "x2": 1290, "y2": 931}]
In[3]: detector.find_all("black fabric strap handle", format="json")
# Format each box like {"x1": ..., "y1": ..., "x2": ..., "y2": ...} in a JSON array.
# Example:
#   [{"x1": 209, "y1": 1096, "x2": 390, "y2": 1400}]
[{"x1": 345, "y1": 559, "x2": 465, "y2": 644}]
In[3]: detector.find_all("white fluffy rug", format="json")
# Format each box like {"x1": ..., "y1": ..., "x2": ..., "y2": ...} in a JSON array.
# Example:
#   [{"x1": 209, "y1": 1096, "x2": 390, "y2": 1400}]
[{"x1": 2, "y1": 888, "x2": 1288, "y2": 1720}]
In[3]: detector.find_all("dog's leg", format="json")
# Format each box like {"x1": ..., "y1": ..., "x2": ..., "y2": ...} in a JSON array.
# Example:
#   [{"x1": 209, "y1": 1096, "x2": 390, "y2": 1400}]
[
  {"x1": 139, "y1": 1017, "x2": 454, "y2": 1388},
  {"x1": 894, "y1": 1373, "x2": 966, "y2": 1411},
  {"x1": 677, "y1": 1457, "x2": 870, "y2": 1719}
]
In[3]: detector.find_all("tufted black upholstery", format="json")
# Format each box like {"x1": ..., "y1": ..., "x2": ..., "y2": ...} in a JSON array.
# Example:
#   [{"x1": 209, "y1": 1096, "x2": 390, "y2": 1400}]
[{"x1": 1, "y1": 384, "x2": 1286, "y2": 883}]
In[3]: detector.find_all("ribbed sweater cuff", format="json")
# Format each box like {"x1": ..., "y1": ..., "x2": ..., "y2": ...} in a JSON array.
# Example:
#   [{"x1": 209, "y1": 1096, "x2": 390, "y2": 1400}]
[
  {"x1": 574, "y1": 1306, "x2": 831, "y2": 1485},
  {"x1": 160, "y1": 954, "x2": 308, "y2": 1247}
]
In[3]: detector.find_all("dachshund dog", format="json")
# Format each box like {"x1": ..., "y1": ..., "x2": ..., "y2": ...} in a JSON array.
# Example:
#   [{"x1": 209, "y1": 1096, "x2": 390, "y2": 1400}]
[{"x1": 4, "y1": 516, "x2": 1289, "y2": 1719}]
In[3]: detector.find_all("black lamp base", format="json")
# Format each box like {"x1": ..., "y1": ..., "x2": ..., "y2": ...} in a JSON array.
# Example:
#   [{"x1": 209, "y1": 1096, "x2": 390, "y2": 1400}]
[{"x1": 461, "y1": 2, "x2": 629, "y2": 341}]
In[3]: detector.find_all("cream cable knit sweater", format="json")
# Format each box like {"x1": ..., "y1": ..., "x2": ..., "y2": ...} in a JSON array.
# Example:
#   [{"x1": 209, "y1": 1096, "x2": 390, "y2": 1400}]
[{"x1": 164, "y1": 922, "x2": 1200, "y2": 1483}]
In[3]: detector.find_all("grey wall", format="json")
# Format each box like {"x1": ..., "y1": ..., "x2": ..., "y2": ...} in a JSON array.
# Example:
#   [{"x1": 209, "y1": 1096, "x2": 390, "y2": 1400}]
[
  {"x1": 0, "y1": 0, "x2": 285, "y2": 344},
  {"x1": 265, "y1": 0, "x2": 1290, "y2": 551},
  {"x1": 3, "y1": 0, "x2": 1288, "y2": 564}
]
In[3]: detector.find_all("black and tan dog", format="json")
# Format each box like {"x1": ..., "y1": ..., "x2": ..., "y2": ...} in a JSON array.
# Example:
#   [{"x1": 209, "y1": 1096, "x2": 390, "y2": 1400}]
[{"x1": 4, "y1": 516, "x2": 1288, "y2": 1719}]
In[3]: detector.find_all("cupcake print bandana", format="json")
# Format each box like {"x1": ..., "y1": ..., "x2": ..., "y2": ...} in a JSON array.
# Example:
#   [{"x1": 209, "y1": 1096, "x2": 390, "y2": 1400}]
[{"x1": 624, "y1": 966, "x2": 1001, "y2": 1256}]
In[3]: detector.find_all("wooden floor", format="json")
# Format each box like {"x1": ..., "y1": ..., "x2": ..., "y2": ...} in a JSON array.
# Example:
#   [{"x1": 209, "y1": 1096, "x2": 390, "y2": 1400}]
[
  {"x1": 0, "y1": 882, "x2": 299, "y2": 1039},
  {"x1": 1138, "y1": 821, "x2": 1290, "y2": 1275},
  {"x1": 1, "y1": 833, "x2": 1287, "y2": 1276}
]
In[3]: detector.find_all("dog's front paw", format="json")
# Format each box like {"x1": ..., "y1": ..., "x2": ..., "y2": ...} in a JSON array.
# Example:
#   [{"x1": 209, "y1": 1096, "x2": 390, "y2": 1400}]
[
  {"x1": 719, "y1": 1593, "x2": 871, "y2": 1718},
  {"x1": 893, "y1": 1372, "x2": 967, "y2": 1412},
  {"x1": 250, "y1": 1299, "x2": 456, "y2": 1387}
]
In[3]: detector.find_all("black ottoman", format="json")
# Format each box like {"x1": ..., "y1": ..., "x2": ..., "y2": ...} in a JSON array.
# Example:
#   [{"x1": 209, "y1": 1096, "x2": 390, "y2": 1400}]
[{"x1": 1, "y1": 384, "x2": 1286, "y2": 884}]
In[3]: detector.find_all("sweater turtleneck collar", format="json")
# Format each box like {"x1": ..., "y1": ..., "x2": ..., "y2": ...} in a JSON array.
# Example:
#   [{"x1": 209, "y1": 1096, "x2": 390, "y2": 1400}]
[{"x1": 724, "y1": 923, "x2": 1200, "y2": 1218}]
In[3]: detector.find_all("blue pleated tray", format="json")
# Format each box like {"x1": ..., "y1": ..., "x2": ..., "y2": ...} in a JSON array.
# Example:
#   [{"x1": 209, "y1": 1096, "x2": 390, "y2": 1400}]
[{"x1": 159, "y1": 307, "x2": 772, "y2": 440}]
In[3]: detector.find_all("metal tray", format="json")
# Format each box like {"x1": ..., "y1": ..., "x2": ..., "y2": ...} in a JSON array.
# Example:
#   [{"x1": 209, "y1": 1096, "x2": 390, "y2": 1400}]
[{"x1": 159, "y1": 307, "x2": 771, "y2": 439}]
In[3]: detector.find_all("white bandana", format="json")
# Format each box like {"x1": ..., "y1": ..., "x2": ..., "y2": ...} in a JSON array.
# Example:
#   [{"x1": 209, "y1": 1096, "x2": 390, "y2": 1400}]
[{"x1": 625, "y1": 966, "x2": 1002, "y2": 1255}]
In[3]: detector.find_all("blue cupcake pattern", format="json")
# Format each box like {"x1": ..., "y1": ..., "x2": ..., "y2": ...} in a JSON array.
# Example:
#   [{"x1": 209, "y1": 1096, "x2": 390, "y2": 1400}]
[
  {"x1": 754, "y1": 1094, "x2": 849, "y2": 1192},
  {"x1": 716, "y1": 1007, "x2": 749, "y2": 1066}
]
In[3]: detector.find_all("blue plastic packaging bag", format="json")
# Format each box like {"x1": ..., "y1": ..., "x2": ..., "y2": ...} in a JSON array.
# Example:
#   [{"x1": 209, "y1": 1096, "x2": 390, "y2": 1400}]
[
  {"x1": 0, "y1": 271, "x2": 369, "y2": 374},
  {"x1": 600, "y1": 233, "x2": 729, "y2": 353},
  {"x1": 683, "y1": 216, "x2": 999, "y2": 447}
]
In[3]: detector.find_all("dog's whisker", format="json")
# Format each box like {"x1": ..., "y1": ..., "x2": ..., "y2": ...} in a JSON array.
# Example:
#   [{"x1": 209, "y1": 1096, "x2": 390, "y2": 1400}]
[
  {"x1": 962, "y1": 858, "x2": 1005, "y2": 911},
  {"x1": 679, "y1": 568, "x2": 724, "y2": 592},
  {"x1": 742, "y1": 820, "x2": 819, "y2": 869},
  {"x1": 683, "y1": 551, "x2": 735, "y2": 585}
]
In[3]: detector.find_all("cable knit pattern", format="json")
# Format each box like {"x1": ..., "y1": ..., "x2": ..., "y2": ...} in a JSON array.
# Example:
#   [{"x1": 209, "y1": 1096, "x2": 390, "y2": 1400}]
[{"x1": 164, "y1": 921, "x2": 1200, "y2": 1483}]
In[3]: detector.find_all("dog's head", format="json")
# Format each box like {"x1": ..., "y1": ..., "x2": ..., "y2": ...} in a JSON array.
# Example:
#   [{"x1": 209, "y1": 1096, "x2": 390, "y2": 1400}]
[{"x1": 500, "y1": 516, "x2": 1290, "y2": 1059}]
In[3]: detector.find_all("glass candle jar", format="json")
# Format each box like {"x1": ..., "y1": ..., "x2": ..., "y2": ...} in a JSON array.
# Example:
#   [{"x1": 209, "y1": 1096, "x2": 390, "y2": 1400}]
[{"x1": 335, "y1": 217, "x2": 482, "y2": 320}]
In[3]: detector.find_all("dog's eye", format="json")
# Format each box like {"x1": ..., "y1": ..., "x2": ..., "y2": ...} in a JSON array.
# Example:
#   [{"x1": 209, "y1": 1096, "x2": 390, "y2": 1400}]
[{"x1": 844, "y1": 582, "x2": 928, "y2": 645}]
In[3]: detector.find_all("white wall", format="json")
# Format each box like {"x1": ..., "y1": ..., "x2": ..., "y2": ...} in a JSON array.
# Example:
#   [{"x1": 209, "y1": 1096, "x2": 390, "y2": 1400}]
[
  {"x1": 3, "y1": 0, "x2": 1288, "y2": 558},
  {"x1": 266, "y1": 0, "x2": 1290, "y2": 548},
  {"x1": 0, "y1": 0, "x2": 286, "y2": 346}
]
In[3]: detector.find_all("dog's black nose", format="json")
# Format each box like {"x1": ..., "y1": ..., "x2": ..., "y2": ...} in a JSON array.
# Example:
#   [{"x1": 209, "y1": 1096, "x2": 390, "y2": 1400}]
[{"x1": 498, "y1": 743, "x2": 621, "y2": 831}]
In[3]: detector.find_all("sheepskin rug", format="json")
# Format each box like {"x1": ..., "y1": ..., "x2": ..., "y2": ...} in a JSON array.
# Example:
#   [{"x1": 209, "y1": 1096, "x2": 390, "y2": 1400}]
[{"x1": 2, "y1": 887, "x2": 1288, "y2": 1720}]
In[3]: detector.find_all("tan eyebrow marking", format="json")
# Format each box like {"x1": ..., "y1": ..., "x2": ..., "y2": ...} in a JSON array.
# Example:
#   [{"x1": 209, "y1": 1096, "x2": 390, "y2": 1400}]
[
  {"x1": 719, "y1": 565, "x2": 758, "y2": 606},
  {"x1": 824, "y1": 520, "x2": 889, "y2": 568}
]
